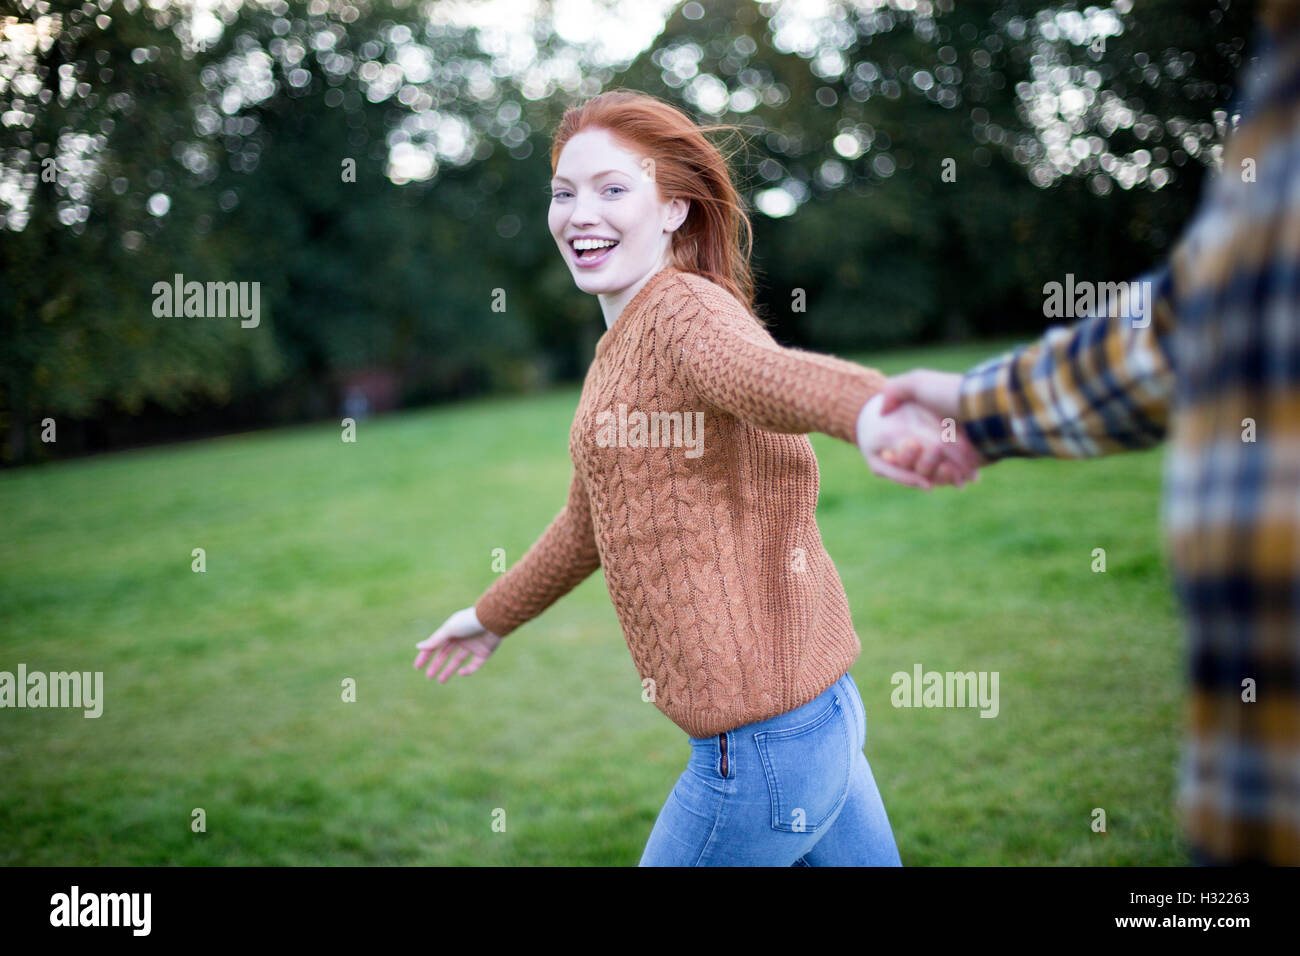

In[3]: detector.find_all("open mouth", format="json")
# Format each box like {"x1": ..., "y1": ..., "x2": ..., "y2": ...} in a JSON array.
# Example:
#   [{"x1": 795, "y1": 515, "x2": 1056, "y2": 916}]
[{"x1": 571, "y1": 238, "x2": 620, "y2": 262}]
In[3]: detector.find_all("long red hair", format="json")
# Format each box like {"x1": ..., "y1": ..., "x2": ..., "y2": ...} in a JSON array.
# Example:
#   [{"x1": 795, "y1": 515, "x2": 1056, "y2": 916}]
[{"x1": 549, "y1": 88, "x2": 765, "y2": 324}]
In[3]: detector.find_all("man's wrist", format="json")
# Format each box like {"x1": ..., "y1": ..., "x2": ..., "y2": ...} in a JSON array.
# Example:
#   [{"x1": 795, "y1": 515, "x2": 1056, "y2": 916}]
[{"x1": 954, "y1": 365, "x2": 1008, "y2": 463}]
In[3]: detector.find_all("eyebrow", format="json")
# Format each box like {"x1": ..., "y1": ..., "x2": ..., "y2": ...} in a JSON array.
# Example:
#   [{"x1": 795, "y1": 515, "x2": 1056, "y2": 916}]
[{"x1": 550, "y1": 169, "x2": 633, "y2": 185}]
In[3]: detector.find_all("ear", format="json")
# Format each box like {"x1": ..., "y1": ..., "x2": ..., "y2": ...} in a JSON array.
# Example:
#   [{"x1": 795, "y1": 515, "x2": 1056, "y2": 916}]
[{"x1": 666, "y1": 196, "x2": 690, "y2": 233}]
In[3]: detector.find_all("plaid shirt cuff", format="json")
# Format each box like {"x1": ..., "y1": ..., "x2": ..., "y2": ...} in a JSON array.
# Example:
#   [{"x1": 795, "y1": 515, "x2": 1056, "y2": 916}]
[{"x1": 958, "y1": 346, "x2": 1039, "y2": 460}]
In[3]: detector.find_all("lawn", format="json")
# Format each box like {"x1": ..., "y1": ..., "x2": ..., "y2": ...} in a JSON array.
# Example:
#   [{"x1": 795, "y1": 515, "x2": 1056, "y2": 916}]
[{"x1": 0, "y1": 336, "x2": 1185, "y2": 865}]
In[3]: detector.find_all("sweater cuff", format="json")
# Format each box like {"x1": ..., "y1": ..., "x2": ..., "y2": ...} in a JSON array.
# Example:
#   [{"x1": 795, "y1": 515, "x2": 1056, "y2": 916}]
[
  {"x1": 831, "y1": 369, "x2": 887, "y2": 446},
  {"x1": 473, "y1": 592, "x2": 517, "y2": 639}
]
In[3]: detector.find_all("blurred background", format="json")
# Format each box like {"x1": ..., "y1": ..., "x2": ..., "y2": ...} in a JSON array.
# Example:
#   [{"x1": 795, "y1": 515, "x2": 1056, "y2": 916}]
[
  {"x1": 0, "y1": 0, "x2": 1253, "y2": 865},
  {"x1": 1, "y1": 0, "x2": 1252, "y2": 463}
]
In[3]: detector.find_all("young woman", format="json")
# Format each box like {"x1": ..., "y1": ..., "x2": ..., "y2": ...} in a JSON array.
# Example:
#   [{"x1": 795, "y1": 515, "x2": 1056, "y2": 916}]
[{"x1": 414, "y1": 90, "x2": 982, "y2": 866}]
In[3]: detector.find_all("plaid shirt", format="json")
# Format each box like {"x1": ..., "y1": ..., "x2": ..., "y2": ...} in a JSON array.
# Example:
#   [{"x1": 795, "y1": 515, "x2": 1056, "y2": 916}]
[{"x1": 957, "y1": 3, "x2": 1300, "y2": 865}]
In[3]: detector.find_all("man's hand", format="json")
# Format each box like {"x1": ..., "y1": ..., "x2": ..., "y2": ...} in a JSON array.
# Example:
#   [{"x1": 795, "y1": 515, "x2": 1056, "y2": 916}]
[
  {"x1": 874, "y1": 370, "x2": 988, "y2": 481},
  {"x1": 878, "y1": 369, "x2": 962, "y2": 420},
  {"x1": 857, "y1": 392, "x2": 981, "y2": 490}
]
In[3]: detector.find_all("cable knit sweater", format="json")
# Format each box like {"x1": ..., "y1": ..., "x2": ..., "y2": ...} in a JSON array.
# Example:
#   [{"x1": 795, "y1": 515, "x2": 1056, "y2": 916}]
[{"x1": 473, "y1": 265, "x2": 889, "y2": 738}]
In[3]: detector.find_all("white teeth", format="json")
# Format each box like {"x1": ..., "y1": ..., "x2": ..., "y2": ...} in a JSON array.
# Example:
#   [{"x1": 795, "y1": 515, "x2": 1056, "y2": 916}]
[{"x1": 573, "y1": 238, "x2": 618, "y2": 250}]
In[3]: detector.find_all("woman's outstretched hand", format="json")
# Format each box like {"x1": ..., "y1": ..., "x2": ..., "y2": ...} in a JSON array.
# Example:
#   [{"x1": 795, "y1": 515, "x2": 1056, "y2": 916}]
[
  {"x1": 414, "y1": 606, "x2": 502, "y2": 683},
  {"x1": 856, "y1": 390, "x2": 983, "y2": 490}
]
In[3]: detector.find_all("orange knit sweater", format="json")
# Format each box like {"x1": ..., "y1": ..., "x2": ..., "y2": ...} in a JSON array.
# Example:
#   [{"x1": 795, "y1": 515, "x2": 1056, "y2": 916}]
[{"x1": 473, "y1": 265, "x2": 889, "y2": 738}]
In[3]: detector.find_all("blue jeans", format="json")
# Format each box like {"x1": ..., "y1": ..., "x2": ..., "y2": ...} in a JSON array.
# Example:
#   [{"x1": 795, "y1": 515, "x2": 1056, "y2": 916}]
[{"x1": 639, "y1": 671, "x2": 902, "y2": 866}]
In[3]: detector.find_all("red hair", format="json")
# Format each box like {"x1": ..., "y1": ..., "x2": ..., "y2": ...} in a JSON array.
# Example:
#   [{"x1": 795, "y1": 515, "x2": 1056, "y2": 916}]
[{"x1": 549, "y1": 88, "x2": 765, "y2": 324}]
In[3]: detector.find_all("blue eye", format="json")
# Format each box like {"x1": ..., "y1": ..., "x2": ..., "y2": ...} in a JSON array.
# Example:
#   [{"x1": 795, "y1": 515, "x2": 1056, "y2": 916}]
[{"x1": 549, "y1": 184, "x2": 625, "y2": 199}]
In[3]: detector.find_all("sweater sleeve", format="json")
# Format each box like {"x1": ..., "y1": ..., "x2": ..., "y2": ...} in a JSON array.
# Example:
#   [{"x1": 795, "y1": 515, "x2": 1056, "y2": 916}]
[
  {"x1": 472, "y1": 464, "x2": 601, "y2": 638},
  {"x1": 674, "y1": 279, "x2": 887, "y2": 445}
]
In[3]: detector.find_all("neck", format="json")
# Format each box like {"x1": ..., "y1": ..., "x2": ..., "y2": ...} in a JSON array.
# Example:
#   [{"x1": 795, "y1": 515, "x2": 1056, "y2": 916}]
[{"x1": 600, "y1": 256, "x2": 674, "y2": 330}]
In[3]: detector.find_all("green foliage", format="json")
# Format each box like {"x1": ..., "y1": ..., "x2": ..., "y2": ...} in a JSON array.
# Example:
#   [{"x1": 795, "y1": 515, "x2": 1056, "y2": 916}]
[
  {"x1": 0, "y1": 0, "x2": 284, "y2": 460},
  {"x1": 0, "y1": 0, "x2": 1257, "y2": 462}
]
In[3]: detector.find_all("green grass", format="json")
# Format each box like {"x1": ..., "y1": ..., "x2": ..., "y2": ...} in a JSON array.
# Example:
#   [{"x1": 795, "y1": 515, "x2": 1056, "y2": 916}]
[{"x1": 0, "y1": 336, "x2": 1185, "y2": 865}]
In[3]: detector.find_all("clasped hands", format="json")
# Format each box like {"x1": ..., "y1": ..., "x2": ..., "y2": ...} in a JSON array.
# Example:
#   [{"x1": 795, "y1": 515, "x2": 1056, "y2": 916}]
[{"x1": 855, "y1": 369, "x2": 985, "y2": 490}]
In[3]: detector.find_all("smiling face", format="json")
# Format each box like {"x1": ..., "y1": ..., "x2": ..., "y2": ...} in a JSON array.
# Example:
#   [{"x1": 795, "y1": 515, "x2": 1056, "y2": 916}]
[{"x1": 549, "y1": 127, "x2": 688, "y2": 305}]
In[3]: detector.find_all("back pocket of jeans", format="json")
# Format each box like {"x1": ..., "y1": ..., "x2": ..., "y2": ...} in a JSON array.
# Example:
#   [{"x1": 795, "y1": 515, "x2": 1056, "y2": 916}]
[{"x1": 753, "y1": 696, "x2": 852, "y2": 832}]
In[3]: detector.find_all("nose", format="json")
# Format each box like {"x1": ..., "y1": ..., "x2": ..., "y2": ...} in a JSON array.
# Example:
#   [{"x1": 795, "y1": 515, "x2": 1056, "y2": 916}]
[{"x1": 568, "y1": 188, "x2": 601, "y2": 227}]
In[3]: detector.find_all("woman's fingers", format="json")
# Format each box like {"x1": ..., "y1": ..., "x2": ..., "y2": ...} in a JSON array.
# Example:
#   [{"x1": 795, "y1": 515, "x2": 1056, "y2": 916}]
[
  {"x1": 891, "y1": 437, "x2": 923, "y2": 470},
  {"x1": 881, "y1": 437, "x2": 978, "y2": 487},
  {"x1": 868, "y1": 453, "x2": 933, "y2": 491},
  {"x1": 880, "y1": 424, "x2": 983, "y2": 485},
  {"x1": 910, "y1": 441, "x2": 948, "y2": 482},
  {"x1": 414, "y1": 630, "x2": 449, "y2": 670},
  {"x1": 437, "y1": 647, "x2": 470, "y2": 683},
  {"x1": 876, "y1": 392, "x2": 986, "y2": 483},
  {"x1": 419, "y1": 637, "x2": 487, "y2": 682},
  {"x1": 881, "y1": 437, "x2": 942, "y2": 479},
  {"x1": 458, "y1": 653, "x2": 488, "y2": 676},
  {"x1": 866, "y1": 398, "x2": 983, "y2": 491},
  {"x1": 888, "y1": 436, "x2": 956, "y2": 486},
  {"x1": 415, "y1": 609, "x2": 498, "y2": 684},
  {"x1": 424, "y1": 644, "x2": 452, "y2": 679}
]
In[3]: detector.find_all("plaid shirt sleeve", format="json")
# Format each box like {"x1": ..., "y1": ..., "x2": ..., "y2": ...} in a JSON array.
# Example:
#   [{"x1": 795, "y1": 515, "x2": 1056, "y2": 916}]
[
  {"x1": 942, "y1": 0, "x2": 1300, "y2": 867},
  {"x1": 957, "y1": 266, "x2": 1178, "y2": 460}
]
